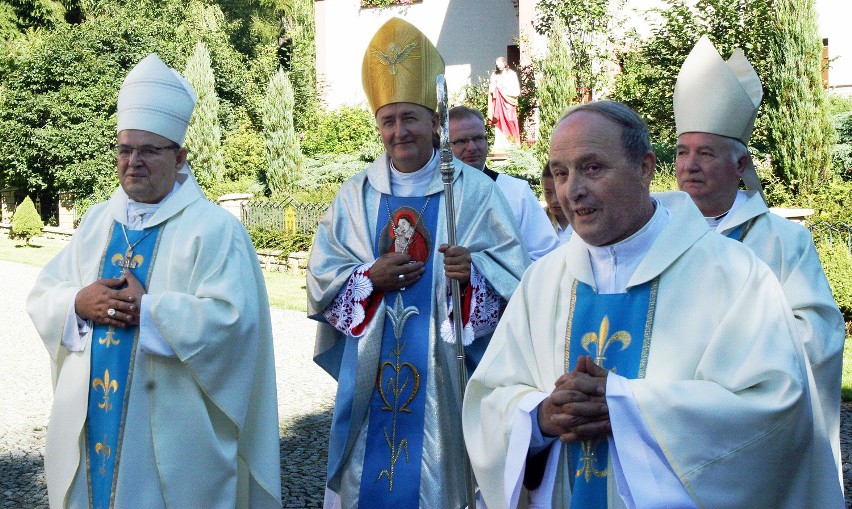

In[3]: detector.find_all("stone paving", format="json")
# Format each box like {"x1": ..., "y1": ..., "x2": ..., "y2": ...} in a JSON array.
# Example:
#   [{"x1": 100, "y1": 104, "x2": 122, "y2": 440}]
[{"x1": 2, "y1": 259, "x2": 851, "y2": 508}]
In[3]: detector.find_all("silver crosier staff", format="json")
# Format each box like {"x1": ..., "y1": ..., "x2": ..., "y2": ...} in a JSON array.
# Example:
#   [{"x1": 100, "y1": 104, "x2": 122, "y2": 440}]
[{"x1": 436, "y1": 74, "x2": 477, "y2": 509}]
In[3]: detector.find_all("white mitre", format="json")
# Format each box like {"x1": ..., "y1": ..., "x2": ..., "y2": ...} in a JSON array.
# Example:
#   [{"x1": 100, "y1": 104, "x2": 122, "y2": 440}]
[
  {"x1": 117, "y1": 53, "x2": 196, "y2": 145},
  {"x1": 674, "y1": 35, "x2": 763, "y2": 190}
]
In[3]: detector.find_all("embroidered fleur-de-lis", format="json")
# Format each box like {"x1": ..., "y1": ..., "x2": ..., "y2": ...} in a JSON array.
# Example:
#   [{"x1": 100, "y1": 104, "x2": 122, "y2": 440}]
[
  {"x1": 93, "y1": 369, "x2": 119, "y2": 412},
  {"x1": 98, "y1": 326, "x2": 120, "y2": 348},
  {"x1": 111, "y1": 252, "x2": 143, "y2": 269},
  {"x1": 576, "y1": 439, "x2": 607, "y2": 482},
  {"x1": 95, "y1": 435, "x2": 111, "y2": 476},
  {"x1": 372, "y1": 41, "x2": 417, "y2": 75},
  {"x1": 376, "y1": 293, "x2": 420, "y2": 492},
  {"x1": 581, "y1": 316, "x2": 631, "y2": 367}
]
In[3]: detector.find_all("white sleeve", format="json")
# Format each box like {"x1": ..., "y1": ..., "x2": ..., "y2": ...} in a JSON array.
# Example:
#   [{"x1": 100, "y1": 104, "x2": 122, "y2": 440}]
[
  {"x1": 138, "y1": 294, "x2": 177, "y2": 358},
  {"x1": 516, "y1": 185, "x2": 559, "y2": 261},
  {"x1": 607, "y1": 373, "x2": 696, "y2": 509},
  {"x1": 62, "y1": 300, "x2": 90, "y2": 352}
]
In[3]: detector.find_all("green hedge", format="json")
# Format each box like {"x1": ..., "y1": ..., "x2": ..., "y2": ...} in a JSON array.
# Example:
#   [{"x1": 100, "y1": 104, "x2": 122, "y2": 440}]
[
  {"x1": 816, "y1": 239, "x2": 852, "y2": 320},
  {"x1": 248, "y1": 227, "x2": 313, "y2": 256}
]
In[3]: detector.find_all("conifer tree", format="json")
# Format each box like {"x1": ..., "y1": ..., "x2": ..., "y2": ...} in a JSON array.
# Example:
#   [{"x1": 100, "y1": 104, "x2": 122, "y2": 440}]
[
  {"x1": 183, "y1": 41, "x2": 225, "y2": 190},
  {"x1": 764, "y1": 0, "x2": 835, "y2": 192},
  {"x1": 535, "y1": 19, "x2": 577, "y2": 165},
  {"x1": 262, "y1": 68, "x2": 302, "y2": 196},
  {"x1": 10, "y1": 196, "x2": 43, "y2": 245}
]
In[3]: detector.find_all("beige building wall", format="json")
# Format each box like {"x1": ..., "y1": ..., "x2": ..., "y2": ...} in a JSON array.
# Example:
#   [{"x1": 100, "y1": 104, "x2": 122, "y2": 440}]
[{"x1": 314, "y1": 0, "x2": 520, "y2": 109}]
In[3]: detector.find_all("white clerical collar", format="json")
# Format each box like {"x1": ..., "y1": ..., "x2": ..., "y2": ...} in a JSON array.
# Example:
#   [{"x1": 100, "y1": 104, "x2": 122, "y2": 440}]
[
  {"x1": 389, "y1": 150, "x2": 439, "y2": 197},
  {"x1": 713, "y1": 190, "x2": 748, "y2": 232},
  {"x1": 126, "y1": 181, "x2": 181, "y2": 230},
  {"x1": 586, "y1": 198, "x2": 670, "y2": 294}
]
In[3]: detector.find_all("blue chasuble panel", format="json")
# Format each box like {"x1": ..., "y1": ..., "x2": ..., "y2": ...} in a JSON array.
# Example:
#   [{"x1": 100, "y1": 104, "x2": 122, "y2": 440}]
[
  {"x1": 563, "y1": 280, "x2": 657, "y2": 509},
  {"x1": 359, "y1": 194, "x2": 439, "y2": 507},
  {"x1": 86, "y1": 223, "x2": 162, "y2": 509}
]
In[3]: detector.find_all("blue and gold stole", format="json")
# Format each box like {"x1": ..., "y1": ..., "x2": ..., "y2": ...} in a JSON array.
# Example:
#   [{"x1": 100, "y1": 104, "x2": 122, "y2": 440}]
[
  {"x1": 563, "y1": 279, "x2": 657, "y2": 509},
  {"x1": 359, "y1": 194, "x2": 439, "y2": 507},
  {"x1": 724, "y1": 217, "x2": 756, "y2": 242},
  {"x1": 86, "y1": 222, "x2": 162, "y2": 509}
]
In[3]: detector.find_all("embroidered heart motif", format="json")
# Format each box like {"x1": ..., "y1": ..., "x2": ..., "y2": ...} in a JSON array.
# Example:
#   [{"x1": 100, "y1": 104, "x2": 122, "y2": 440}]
[{"x1": 377, "y1": 360, "x2": 421, "y2": 413}]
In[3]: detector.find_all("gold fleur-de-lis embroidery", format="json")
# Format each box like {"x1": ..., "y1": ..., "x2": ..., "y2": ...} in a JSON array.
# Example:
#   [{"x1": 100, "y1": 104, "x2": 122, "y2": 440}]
[
  {"x1": 576, "y1": 439, "x2": 607, "y2": 482},
  {"x1": 372, "y1": 41, "x2": 417, "y2": 75},
  {"x1": 92, "y1": 369, "x2": 119, "y2": 412},
  {"x1": 376, "y1": 293, "x2": 420, "y2": 491},
  {"x1": 580, "y1": 316, "x2": 631, "y2": 367},
  {"x1": 111, "y1": 252, "x2": 143, "y2": 269},
  {"x1": 95, "y1": 434, "x2": 111, "y2": 476},
  {"x1": 98, "y1": 326, "x2": 120, "y2": 348}
]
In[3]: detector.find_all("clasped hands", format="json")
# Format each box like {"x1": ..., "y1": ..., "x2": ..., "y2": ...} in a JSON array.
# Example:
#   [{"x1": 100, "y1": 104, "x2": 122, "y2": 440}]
[
  {"x1": 74, "y1": 269, "x2": 146, "y2": 328},
  {"x1": 369, "y1": 244, "x2": 471, "y2": 293},
  {"x1": 538, "y1": 356, "x2": 611, "y2": 443}
]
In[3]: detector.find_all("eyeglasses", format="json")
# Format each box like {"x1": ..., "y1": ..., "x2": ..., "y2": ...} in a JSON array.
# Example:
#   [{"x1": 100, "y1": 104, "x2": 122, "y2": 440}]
[
  {"x1": 115, "y1": 144, "x2": 178, "y2": 161},
  {"x1": 450, "y1": 135, "x2": 487, "y2": 147}
]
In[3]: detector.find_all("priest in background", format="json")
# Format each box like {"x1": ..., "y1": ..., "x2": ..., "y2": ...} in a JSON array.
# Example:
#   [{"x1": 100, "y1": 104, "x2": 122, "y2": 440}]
[{"x1": 674, "y1": 35, "x2": 845, "y2": 486}]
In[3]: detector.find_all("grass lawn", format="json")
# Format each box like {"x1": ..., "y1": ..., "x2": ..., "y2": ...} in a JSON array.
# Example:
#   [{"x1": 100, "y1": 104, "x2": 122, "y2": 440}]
[{"x1": 3, "y1": 235, "x2": 850, "y2": 398}]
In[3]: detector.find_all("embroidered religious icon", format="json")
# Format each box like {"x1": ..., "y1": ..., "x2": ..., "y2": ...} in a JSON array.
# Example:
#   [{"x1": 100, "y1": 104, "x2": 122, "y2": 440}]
[{"x1": 379, "y1": 201, "x2": 433, "y2": 263}]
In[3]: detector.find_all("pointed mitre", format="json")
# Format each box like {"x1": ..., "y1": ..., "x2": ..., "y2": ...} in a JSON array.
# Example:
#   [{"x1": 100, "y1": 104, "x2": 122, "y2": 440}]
[
  {"x1": 362, "y1": 17, "x2": 445, "y2": 114},
  {"x1": 674, "y1": 35, "x2": 762, "y2": 146},
  {"x1": 117, "y1": 53, "x2": 197, "y2": 145}
]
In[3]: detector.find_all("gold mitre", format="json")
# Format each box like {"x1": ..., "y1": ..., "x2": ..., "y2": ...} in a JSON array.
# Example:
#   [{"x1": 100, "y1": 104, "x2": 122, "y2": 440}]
[
  {"x1": 674, "y1": 35, "x2": 763, "y2": 146},
  {"x1": 362, "y1": 17, "x2": 445, "y2": 114}
]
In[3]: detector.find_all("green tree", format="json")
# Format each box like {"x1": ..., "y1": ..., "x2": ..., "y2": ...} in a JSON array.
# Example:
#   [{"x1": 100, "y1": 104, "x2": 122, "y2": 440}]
[
  {"x1": 277, "y1": 0, "x2": 317, "y2": 133},
  {"x1": 10, "y1": 195, "x2": 43, "y2": 245},
  {"x1": 763, "y1": 0, "x2": 835, "y2": 193},
  {"x1": 609, "y1": 0, "x2": 774, "y2": 157},
  {"x1": 222, "y1": 115, "x2": 266, "y2": 182},
  {"x1": 535, "y1": 0, "x2": 624, "y2": 100},
  {"x1": 184, "y1": 41, "x2": 225, "y2": 190},
  {"x1": 535, "y1": 20, "x2": 576, "y2": 165},
  {"x1": 262, "y1": 68, "x2": 302, "y2": 196}
]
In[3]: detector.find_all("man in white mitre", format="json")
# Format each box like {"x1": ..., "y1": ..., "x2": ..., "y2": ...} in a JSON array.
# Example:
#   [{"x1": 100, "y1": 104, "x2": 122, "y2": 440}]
[
  {"x1": 307, "y1": 17, "x2": 528, "y2": 509},
  {"x1": 27, "y1": 53, "x2": 281, "y2": 509},
  {"x1": 674, "y1": 35, "x2": 846, "y2": 486},
  {"x1": 449, "y1": 105, "x2": 559, "y2": 260},
  {"x1": 463, "y1": 100, "x2": 843, "y2": 508}
]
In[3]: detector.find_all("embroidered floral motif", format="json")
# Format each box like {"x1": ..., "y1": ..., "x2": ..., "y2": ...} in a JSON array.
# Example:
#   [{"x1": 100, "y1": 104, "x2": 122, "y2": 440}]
[
  {"x1": 324, "y1": 263, "x2": 374, "y2": 337},
  {"x1": 441, "y1": 267, "x2": 504, "y2": 345}
]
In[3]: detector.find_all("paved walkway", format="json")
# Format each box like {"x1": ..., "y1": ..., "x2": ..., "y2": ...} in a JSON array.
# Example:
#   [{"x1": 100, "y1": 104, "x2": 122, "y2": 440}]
[
  {"x1": 1, "y1": 259, "x2": 851, "y2": 508},
  {"x1": 0, "y1": 260, "x2": 337, "y2": 508}
]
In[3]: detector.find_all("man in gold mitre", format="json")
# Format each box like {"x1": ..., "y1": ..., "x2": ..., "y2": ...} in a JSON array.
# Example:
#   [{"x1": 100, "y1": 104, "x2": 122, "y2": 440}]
[
  {"x1": 307, "y1": 17, "x2": 528, "y2": 508},
  {"x1": 674, "y1": 35, "x2": 845, "y2": 488}
]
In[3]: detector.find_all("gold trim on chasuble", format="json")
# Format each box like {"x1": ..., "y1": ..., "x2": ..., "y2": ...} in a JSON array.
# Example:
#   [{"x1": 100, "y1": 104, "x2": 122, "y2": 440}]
[
  {"x1": 85, "y1": 223, "x2": 164, "y2": 509},
  {"x1": 562, "y1": 279, "x2": 659, "y2": 483}
]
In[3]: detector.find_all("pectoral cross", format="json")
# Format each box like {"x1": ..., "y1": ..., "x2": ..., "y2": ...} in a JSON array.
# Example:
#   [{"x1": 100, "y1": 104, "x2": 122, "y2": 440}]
[{"x1": 118, "y1": 249, "x2": 143, "y2": 270}]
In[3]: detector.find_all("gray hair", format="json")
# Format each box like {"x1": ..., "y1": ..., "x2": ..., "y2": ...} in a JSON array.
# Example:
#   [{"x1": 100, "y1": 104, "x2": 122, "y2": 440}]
[
  {"x1": 558, "y1": 100, "x2": 652, "y2": 165},
  {"x1": 449, "y1": 105, "x2": 485, "y2": 123}
]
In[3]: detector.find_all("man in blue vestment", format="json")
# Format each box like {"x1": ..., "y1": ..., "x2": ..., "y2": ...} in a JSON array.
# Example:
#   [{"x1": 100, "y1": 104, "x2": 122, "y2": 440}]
[{"x1": 307, "y1": 17, "x2": 528, "y2": 509}]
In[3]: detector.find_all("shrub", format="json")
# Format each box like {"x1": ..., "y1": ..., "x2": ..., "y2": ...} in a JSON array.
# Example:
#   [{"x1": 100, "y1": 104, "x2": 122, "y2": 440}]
[
  {"x1": 300, "y1": 105, "x2": 382, "y2": 158},
  {"x1": 10, "y1": 196, "x2": 43, "y2": 245},
  {"x1": 651, "y1": 162, "x2": 678, "y2": 193},
  {"x1": 248, "y1": 227, "x2": 313, "y2": 255},
  {"x1": 815, "y1": 239, "x2": 852, "y2": 320}
]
